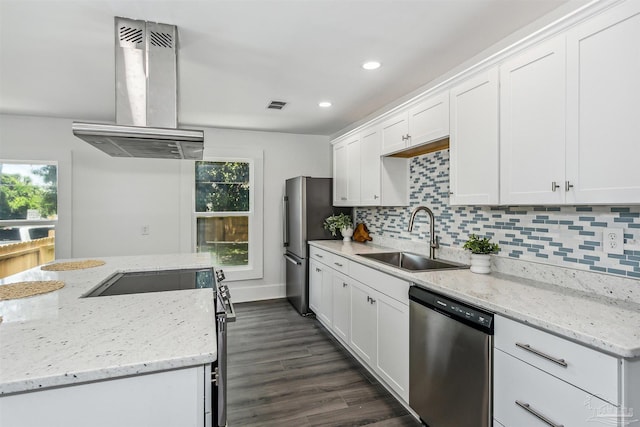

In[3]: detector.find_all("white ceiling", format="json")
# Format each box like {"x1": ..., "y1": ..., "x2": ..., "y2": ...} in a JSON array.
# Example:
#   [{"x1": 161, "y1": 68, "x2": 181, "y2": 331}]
[{"x1": 0, "y1": 0, "x2": 581, "y2": 136}]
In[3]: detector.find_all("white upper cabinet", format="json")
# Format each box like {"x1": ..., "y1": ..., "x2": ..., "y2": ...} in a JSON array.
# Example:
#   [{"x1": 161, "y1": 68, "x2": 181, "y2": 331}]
[
  {"x1": 500, "y1": 35, "x2": 567, "y2": 205},
  {"x1": 381, "y1": 112, "x2": 409, "y2": 155},
  {"x1": 332, "y1": 140, "x2": 348, "y2": 205},
  {"x1": 565, "y1": 0, "x2": 640, "y2": 204},
  {"x1": 449, "y1": 67, "x2": 499, "y2": 205},
  {"x1": 346, "y1": 134, "x2": 361, "y2": 205},
  {"x1": 332, "y1": 125, "x2": 408, "y2": 207},
  {"x1": 380, "y1": 91, "x2": 449, "y2": 156},
  {"x1": 360, "y1": 127, "x2": 382, "y2": 205},
  {"x1": 407, "y1": 91, "x2": 449, "y2": 148}
]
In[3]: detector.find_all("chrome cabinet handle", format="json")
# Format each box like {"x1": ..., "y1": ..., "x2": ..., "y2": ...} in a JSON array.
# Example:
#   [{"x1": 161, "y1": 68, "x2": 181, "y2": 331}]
[
  {"x1": 315, "y1": 267, "x2": 321, "y2": 272},
  {"x1": 516, "y1": 400, "x2": 564, "y2": 427},
  {"x1": 551, "y1": 181, "x2": 560, "y2": 192},
  {"x1": 515, "y1": 342, "x2": 567, "y2": 367},
  {"x1": 374, "y1": 195, "x2": 379, "y2": 199},
  {"x1": 565, "y1": 181, "x2": 574, "y2": 192},
  {"x1": 316, "y1": 254, "x2": 323, "y2": 258},
  {"x1": 370, "y1": 298, "x2": 376, "y2": 304},
  {"x1": 343, "y1": 282, "x2": 348, "y2": 287},
  {"x1": 366, "y1": 296, "x2": 371, "y2": 303},
  {"x1": 341, "y1": 197, "x2": 347, "y2": 201},
  {"x1": 334, "y1": 262, "x2": 343, "y2": 267}
]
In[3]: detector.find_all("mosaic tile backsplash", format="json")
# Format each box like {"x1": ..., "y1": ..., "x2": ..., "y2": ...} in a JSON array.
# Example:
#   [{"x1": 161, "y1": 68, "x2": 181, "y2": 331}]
[{"x1": 355, "y1": 150, "x2": 640, "y2": 279}]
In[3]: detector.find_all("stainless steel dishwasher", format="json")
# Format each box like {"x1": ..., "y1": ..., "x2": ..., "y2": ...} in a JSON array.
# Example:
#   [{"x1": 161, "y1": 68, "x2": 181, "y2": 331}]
[{"x1": 409, "y1": 286, "x2": 494, "y2": 427}]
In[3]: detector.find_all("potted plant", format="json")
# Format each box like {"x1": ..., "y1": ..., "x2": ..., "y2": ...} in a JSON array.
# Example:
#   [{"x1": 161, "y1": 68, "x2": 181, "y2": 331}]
[
  {"x1": 324, "y1": 213, "x2": 354, "y2": 241},
  {"x1": 463, "y1": 234, "x2": 500, "y2": 274}
]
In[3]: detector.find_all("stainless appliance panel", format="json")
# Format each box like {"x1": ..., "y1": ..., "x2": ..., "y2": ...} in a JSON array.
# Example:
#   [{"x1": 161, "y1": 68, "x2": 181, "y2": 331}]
[
  {"x1": 285, "y1": 176, "x2": 305, "y2": 258},
  {"x1": 304, "y1": 177, "x2": 336, "y2": 242},
  {"x1": 409, "y1": 294, "x2": 492, "y2": 427},
  {"x1": 285, "y1": 252, "x2": 308, "y2": 315}
]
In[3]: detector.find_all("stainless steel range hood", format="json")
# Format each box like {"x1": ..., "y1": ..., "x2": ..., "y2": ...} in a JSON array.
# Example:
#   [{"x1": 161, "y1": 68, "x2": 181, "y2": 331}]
[{"x1": 72, "y1": 17, "x2": 204, "y2": 160}]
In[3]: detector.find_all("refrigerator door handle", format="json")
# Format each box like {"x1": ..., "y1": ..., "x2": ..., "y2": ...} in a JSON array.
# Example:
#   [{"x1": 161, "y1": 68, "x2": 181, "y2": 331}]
[
  {"x1": 283, "y1": 196, "x2": 290, "y2": 247},
  {"x1": 284, "y1": 254, "x2": 302, "y2": 265}
]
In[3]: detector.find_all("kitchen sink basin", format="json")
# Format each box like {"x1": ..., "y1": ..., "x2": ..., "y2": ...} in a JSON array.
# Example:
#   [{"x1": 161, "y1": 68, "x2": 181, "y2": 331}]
[{"x1": 357, "y1": 252, "x2": 468, "y2": 272}]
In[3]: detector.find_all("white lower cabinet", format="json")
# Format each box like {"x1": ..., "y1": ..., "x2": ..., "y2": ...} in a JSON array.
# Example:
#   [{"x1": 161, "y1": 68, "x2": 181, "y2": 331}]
[
  {"x1": 494, "y1": 349, "x2": 609, "y2": 427},
  {"x1": 375, "y1": 291, "x2": 409, "y2": 401},
  {"x1": 332, "y1": 272, "x2": 351, "y2": 344},
  {"x1": 349, "y1": 279, "x2": 377, "y2": 366},
  {"x1": 309, "y1": 258, "x2": 332, "y2": 326},
  {"x1": 494, "y1": 315, "x2": 640, "y2": 427},
  {"x1": 310, "y1": 247, "x2": 410, "y2": 404},
  {"x1": 0, "y1": 366, "x2": 208, "y2": 427}
]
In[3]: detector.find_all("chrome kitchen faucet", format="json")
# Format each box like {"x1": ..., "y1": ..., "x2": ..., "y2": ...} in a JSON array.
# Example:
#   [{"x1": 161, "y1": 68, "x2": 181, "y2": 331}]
[{"x1": 408, "y1": 206, "x2": 439, "y2": 259}]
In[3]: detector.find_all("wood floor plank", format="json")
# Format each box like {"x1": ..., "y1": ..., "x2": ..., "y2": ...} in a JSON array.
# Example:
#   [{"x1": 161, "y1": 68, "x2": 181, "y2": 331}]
[{"x1": 227, "y1": 299, "x2": 421, "y2": 427}]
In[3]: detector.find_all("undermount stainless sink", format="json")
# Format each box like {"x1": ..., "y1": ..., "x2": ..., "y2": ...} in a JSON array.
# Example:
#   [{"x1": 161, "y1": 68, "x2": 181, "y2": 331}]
[{"x1": 357, "y1": 252, "x2": 468, "y2": 272}]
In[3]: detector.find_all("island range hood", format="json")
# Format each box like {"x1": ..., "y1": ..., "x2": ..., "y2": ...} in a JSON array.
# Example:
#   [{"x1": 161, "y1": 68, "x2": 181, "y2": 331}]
[{"x1": 72, "y1": 17, "x2": 204, "y2": 160}]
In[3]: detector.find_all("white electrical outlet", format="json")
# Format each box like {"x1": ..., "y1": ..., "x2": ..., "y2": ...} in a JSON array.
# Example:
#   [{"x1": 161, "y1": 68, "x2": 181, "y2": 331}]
[
  {"x1": 141, "y1": 225, "x2": 150, "y2": 236},
  {"x1": 603, "y1": 227, "x2": 624, "y2": 255}
]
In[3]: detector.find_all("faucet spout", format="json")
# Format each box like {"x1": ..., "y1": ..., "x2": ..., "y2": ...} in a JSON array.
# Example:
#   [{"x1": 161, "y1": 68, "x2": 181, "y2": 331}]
[{"x1": 407, "y1": 205, "x2": 439, "y2": 259}]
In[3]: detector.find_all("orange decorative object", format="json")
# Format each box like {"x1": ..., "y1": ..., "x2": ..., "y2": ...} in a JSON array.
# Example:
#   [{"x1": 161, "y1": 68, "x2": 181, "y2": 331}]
[{"x1": 353, "y1": 223, "x2": 372, "y2": 243}]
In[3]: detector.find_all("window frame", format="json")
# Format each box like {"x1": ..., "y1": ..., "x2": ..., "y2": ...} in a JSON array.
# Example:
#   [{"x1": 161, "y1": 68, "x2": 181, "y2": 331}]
[
  {"x1": 0, "y1": 159, "x2": 58, "y2": 228},
  {"x1": 191, "y1": 151, "x2": 263, "y2": 281}
]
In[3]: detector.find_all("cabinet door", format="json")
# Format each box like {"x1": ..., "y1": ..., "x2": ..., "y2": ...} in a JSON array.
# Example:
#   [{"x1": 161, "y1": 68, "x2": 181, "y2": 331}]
[
  {"x1": 500, "y1": 36, "x2": 566, "y2": 205},
  {"x1": 332, "y1": 140, "x2": 348, "y2": 205},
  {"x1": 349, "y1": 280, "x2": 376, "y2": 366},
  {"x1": 375, "y1": 293, "x2": 409, "y2": 402},
  {"x1": 450, "y1": 67, "x2": 499, "y2": 205},
  {"x1": 332, "y1": 272, "x2": 351, "y2": 343},
  {"x1": 309, "y1": 259, "x2": 322, "y2": 315},
  {"x1": 407, "y1": 91, "x2": 449, "y2": 147},
  {"x1": 360, "y1": 127, "x2": 382, "y2": 205},
  {"x1": 381, "y1": 112, "x2": 409, "y2": 155},
  {"x1": 345, "y1": 134, "x2": 361, "y2": 205},
  {"x1": 319, "y1": 264, "x2": 333, "y2": 326},
  {"x1": 566, "y1": 1, "x2": 640, "y2": 204}
]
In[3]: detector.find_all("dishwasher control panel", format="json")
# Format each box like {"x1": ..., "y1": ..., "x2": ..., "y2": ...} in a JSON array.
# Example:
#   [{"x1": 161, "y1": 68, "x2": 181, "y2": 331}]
[{"x1": 409, "y1": 286, "x2": 494, "y2": 332}]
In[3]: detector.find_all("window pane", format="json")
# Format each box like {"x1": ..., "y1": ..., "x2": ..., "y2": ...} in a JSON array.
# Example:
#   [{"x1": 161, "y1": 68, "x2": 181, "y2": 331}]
[
  {"x1": 196, "y1": 216, "x2": 248, "y2": 266},
  {"x1": 0, "y1": 163, "x2": 57, "y2": 220},
  {"x1": 195, "y1": 161, "x2": 249, "y2": 212}
]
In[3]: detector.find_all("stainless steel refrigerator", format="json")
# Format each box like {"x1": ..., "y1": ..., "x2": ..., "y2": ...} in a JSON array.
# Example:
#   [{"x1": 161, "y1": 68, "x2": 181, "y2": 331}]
[{"x1": 283, "y1": 176, "x2": 350, "y2": 315}]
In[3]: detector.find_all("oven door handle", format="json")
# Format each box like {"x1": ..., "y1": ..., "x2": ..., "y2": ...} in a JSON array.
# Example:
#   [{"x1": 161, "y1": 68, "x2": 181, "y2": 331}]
[{"x1": 224, "y1": 299, "x2": 236, "y2": 322}]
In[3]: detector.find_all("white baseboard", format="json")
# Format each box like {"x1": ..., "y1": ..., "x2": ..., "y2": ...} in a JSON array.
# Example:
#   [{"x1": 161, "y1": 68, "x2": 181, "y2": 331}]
[{"x1": 229, "y1": 282, "x2": 285, "y2": 303}]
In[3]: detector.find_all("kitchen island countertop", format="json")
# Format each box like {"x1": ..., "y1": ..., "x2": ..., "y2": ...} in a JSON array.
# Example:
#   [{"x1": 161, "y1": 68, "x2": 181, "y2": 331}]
[
  {"x1": 310, "y1": 240, "x2": 640, "y2": 359},
  {"x1": 0, "y1": 253, "x2": 216, "y2": 395}
]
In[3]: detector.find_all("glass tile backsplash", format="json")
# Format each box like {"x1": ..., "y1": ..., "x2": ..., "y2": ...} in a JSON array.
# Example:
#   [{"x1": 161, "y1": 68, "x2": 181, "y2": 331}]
[{"x1": 355, "y1": 150, "x2": 640, "y2": 279}]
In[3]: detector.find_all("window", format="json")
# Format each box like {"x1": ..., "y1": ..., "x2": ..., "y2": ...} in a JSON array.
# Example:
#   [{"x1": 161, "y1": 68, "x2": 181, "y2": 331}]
[
  {"x1": 0, "y1": 161, "x2": 58, "y2": 277},
  {"x1": 193, "y1": 151, "x2": 263, "y2": 281}
]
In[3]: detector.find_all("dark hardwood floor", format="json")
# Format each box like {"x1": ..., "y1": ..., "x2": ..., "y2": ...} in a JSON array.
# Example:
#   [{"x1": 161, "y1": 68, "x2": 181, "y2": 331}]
[{"x1": 227, "y1": 299, "x2": 421, "y2": 427}]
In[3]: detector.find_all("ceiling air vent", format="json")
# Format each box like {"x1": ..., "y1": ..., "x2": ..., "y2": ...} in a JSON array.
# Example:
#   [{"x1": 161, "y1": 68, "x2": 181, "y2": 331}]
[{"x1": 267, "y1": 100, "x2": 287, "y2": 110}]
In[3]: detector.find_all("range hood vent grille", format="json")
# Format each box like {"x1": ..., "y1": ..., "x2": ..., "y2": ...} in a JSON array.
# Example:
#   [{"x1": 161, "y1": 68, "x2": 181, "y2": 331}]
[
  {"x1": 73, "y1": 17, "x2": 203, "y2": 160},
  {"x1": 150, "y1": 31, "x2": 173, "y2": 48},
  {"x1": 118, "y1": 25, "x2": 143, "y2": 45}
]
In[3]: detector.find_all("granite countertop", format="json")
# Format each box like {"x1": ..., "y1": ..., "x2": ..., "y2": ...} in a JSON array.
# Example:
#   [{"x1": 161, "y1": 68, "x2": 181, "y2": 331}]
[
  {"x1": 309, "y1": 240, "x2": 640, "y2": 359},
  {"x1": 0, "y1": 253, "x2": 217, "y2": 395}
]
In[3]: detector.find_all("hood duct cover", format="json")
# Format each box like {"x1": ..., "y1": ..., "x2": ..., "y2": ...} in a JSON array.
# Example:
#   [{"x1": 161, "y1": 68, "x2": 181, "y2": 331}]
[{"x1": 72, "y1": 17, "x2": 204, "y2": 160}]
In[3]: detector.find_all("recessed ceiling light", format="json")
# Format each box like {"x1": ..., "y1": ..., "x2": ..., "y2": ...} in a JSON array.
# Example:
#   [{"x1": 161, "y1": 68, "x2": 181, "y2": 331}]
[
  {"x1": 362, "y1": 61, "x2": 381, "y2": 70},
  {"x1": 319, "y1": 101, "x2": 332, "y2": 108}
]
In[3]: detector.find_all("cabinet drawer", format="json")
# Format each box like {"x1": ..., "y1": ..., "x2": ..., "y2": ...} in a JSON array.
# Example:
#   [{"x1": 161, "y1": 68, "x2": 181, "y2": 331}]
[
  {"x1": 309, "y1": 246, "x2": 332, "y2": 266},
  {"x1": 329, "y1": 254, "x2": 349, "y2": 274},
  {"x1": 494, "y1": 349, "x2": 611, "y2": 427},
  {"x1": 495, "y1": 315, "x2": 619, "y2": 405},
  {"x1": 349, "y1": 261, "x2": 409, "y2": 304}
]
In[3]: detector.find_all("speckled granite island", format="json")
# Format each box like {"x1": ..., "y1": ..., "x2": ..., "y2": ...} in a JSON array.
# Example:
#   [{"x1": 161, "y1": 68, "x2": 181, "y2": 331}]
[
  {"x1": 0, "y1": 253, "x2": 216, "y2": 397},
  {"x1": 310, "y1": 240, "x2": 640, "y2": 358}
]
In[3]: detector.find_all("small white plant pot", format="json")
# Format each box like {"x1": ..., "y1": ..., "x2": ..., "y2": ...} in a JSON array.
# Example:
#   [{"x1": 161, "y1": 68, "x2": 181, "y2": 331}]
[
  {"x1": 470, "y1": 254, "x2": 491, "y2": 274},
  {"x1": 341, "y1": 227, "x2": 354, "y2": 241}
]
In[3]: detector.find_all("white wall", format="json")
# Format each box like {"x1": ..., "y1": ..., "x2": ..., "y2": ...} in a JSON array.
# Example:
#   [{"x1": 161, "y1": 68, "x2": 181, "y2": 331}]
[{"x1": 1, "y1": 114, "x2": 331, "y2": 301}]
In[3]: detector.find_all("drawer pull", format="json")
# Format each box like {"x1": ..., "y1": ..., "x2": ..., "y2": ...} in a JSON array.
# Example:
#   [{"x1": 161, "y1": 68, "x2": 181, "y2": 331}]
[
  {"x1": 334, "y1": 262, "x2": 343, "y2": 267},
  {"x1": 316, "y1": 254, "x2": 323, "y2": 258},
  {"x1": 515, "y1": 400, "x2": 564, "y2": 427},
  {"x1": 516, "y1": 342, "x2": 568, "y2": 368}
]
